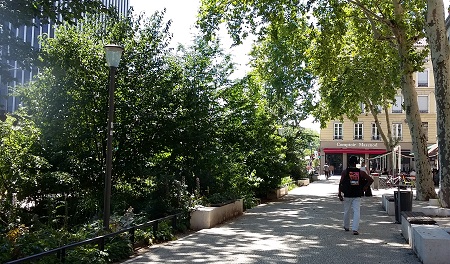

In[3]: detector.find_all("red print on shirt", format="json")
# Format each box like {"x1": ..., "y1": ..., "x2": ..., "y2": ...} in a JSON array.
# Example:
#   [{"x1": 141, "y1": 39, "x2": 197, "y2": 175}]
[{"x1": 349, "y1": 171, "x2": 360, "y2": 186}]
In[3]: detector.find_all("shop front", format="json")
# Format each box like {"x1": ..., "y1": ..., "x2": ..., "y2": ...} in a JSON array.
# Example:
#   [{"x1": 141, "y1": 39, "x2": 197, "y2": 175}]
[
  {"x1": 320, "y1": 141, "x2": 387, "y2": 175},
  {"x1": 320, "y1": 141, "x2": 414, "y2": 175}
]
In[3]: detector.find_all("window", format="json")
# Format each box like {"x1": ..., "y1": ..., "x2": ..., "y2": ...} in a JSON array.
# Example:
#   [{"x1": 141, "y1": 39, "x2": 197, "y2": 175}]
[
  {"x1": 376, "y1": 105, "x2": 383, "y2": 113},
  {"x1": 371, "y1": 123, "x2": 380, "y2": 140},
  {"x1": 393, "y1": 123, "x2": 402, "y2": 140},
  {"x1": 354, "y1": 123, "x2": 363, "y2": 140},
  {"x1": 360, "y1": 102, "x2": 365, "y2": 113},
  {"x1": 418, "y1": 95, "x2": 429, "y2": 113},
  {"x1": 334, "y1": 123, "x2": 343, "y2": 140},
  {"x1": 392, "y1": 95, "x2": 403, "y2": 113},
  {"x1": 418, "y1": 70, "x2": 428, "y2": 87},
  {"x1": 422, "y1": 122, "x2": 429, "y2": 141}
]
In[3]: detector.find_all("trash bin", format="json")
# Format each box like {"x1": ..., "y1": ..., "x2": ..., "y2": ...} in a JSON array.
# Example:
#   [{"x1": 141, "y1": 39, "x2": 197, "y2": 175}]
[{"x1": 394, "y1": 190, "x2": 413, "y2": 223}]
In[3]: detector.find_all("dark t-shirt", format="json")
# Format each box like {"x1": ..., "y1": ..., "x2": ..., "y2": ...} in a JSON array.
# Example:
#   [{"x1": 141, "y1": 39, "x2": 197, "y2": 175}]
[{"x1": 341, "y1": 167, "x2": 363, "y2": 198}]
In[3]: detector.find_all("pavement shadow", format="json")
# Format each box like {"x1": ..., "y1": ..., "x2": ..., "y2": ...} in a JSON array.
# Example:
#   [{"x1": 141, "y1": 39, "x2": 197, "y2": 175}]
[{"x1": 124, "y1": 179, "x2": 420, "y2": 264}]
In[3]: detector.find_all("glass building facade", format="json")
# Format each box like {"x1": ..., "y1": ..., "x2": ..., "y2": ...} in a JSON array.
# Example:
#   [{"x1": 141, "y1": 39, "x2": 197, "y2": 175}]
[{"x1": 0, "y1": 0, "x2": 130, "y2": 113}]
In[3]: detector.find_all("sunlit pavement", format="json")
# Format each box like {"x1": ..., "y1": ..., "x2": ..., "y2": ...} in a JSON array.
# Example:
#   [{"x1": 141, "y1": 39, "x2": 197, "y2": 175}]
[{"x1": 123, "y1": 175, "x2": 421, "y2": 263}]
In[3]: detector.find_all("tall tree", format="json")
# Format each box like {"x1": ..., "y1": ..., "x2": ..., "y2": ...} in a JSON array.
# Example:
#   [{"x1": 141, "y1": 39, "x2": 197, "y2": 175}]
[
  {"x1": 310, "y1": 0, "x2": 436, "y2": 200},
  {"x1": 198, "y1": 0, "x2": 437, "y2": 200},
  {"x1": 309, "y1": 3, "x2": 402, "y2": 156},
  {"x1": 198, "y1": 0, "x2": 314, "y2": 123},
  {"x1": 19, "y1": 11, "x2": 180, "y2": 222},
  {"x1": 425, "y1": 0, "x2": 450, "y2": 207},
  {"x1": 250, "y1": 16, "x2": 315, "y2": 123}
]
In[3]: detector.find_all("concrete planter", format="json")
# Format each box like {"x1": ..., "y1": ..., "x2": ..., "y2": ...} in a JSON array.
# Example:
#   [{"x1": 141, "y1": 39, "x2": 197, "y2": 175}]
[
  {"x1": 190, "y1": 199, "x2": 243, "y2": 231},
  {"x1": 297, "y1": 179, "x2": 310, "y2": 186},
  {"x1": 267, "y1": 186, "x2": 288, "y2": 200},
  {"x1": 429, "y1": 199, "x2": 440, "y2": 206}
]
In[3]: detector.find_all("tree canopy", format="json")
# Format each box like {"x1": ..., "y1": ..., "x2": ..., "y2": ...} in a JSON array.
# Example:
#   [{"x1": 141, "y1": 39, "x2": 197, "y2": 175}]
[{"x1": 198, "y1": 0, "x2": 437, "y2": 200}]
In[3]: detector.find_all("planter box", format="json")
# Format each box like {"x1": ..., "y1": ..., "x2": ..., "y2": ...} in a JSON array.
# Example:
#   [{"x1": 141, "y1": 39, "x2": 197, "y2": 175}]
[
  {"x1": 190, "y1": 199, "x2": 243, "y2": 230},
  {"x1": 297, "y1": 179, "x2": 310, "y2": 186},
  {"x1": 267, "y1": 186, "x2": 288, "y2": 200}
]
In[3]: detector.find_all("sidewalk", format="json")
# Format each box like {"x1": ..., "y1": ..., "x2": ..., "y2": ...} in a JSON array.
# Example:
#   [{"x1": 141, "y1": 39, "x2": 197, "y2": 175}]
[{"x1": 124, "y1": 176, "x2": 421, "y2": 263}]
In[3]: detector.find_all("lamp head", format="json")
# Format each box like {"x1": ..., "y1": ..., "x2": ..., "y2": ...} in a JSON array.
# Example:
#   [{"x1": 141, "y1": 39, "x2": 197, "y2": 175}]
[{"x1": 104, "y1": 44, "x2": 123, "y2": 67}]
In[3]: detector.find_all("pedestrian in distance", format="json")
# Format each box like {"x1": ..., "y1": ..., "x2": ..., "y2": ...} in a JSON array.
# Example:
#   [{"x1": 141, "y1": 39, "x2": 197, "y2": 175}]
[
  {"x1": 338, "y1": 156, "x2": 374, "y2": 235},
  {"x1": 324, "y1": 163, "x2": 330, "y2": 179}
]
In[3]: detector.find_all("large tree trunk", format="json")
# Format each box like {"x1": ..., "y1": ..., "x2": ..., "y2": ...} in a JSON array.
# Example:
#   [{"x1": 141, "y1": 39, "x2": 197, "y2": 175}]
[
  {"x1": 402, "y1": 72, "x2": 437, "y2": 200},
  {"x1": 425, "y1": 0, "x2": 450, "y2": 207},
  {"x1": 393, "y1": 2, "x2": 437, "y2": 200}
]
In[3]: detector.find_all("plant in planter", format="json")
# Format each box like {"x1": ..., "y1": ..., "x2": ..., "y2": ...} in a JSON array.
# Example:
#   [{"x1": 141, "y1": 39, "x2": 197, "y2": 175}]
[{"x1": 206, "y1": 193, "x2": 238, "y2": 207}]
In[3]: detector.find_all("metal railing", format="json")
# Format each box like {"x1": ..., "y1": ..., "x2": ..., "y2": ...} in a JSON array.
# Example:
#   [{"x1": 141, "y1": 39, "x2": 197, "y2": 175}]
[{"x1": 6, "y1": 212, "x2": 186, "y2": 264}]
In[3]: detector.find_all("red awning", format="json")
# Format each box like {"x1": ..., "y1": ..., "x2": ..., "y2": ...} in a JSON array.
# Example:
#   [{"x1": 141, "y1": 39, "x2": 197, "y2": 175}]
[{"x1": 323, "y1": 148, "x2": 386, "y2": 155}]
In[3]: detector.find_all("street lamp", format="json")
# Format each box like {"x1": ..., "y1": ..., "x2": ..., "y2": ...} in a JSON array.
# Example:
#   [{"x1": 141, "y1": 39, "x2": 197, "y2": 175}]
[{"x1": 103, "y1": 44, "x2": 123, "y2": 230}]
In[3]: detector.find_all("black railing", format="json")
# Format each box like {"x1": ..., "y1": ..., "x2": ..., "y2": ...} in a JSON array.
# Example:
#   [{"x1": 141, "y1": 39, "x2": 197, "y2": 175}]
[{"x1": 6, "y1": 212, "x2": 185, "y2": 264}]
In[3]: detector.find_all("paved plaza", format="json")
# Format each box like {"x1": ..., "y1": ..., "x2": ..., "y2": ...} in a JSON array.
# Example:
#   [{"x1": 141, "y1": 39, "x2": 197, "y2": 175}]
[{"x1": 124, "y1": 176, "x2": 421, "y2": 263}]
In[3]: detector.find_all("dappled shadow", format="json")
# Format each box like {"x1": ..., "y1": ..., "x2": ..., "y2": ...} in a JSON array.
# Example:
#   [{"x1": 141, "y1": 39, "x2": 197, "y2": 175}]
[{"x1": 125, "y1": 179, "x2": 420, "y2": 264}]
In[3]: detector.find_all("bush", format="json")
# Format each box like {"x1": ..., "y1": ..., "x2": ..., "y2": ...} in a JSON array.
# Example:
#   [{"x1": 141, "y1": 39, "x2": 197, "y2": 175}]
[
  {"x1": 104, "y1": 234, "x2": 133, "y2": 263},
  {"x1": 155, "y1": 221, "x2": 175, "y2": 242}
]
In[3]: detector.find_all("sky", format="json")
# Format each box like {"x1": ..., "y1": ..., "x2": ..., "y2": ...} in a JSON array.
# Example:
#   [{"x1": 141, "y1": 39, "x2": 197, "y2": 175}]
[
  {"x1": 128, "y1": 0, "x2": 450, "y2": 133},
  {"x1": 129, "y1": 0, "x2": 252, "y2": 76}
]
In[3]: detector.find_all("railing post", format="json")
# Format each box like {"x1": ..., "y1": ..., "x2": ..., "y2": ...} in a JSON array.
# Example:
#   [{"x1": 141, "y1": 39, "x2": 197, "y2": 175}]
[
  {"x1": 61, "y1": 248, "x2": 66, "y2": 263},
  {"x1": 153, "y1": 220, "x2": 159, "y2": 236},
  {"x1": 99, "y1": 236, "x2": 105, "y2": 251},
  {"x1": 130, "y1": 227, "x2": 135, "y2": 246},
  {"x1": 171, "y1": 214, "x2": 177, "y2": 231}
]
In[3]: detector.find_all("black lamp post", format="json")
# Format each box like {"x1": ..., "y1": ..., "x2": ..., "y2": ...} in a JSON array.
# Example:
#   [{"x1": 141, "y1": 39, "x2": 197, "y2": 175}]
[{"x1": 103, "y1": 44, "x2": 123, "y2": 230}]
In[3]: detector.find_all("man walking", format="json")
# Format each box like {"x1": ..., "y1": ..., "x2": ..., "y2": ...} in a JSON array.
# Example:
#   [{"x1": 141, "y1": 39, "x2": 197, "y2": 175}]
[{"x1": 338, "y1": 156, "x2": 373, "y2": 235}]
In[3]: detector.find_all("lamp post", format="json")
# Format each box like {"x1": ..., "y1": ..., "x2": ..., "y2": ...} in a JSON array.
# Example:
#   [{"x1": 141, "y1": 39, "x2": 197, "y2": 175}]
[{"x1": 103, "y1": 44, "x2": 123, "y2": 230}]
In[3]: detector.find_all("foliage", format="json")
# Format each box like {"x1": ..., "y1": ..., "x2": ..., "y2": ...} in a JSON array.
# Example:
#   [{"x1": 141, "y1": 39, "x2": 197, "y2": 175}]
[
  {"x1": 0, "y1": 4, "x2": 323, "y2": 262},
  {"x1": 197, "y1": 0, "x2": 436, "y2": 200},
  {"x1": 198, "y1": 0, "x2": 315, "y2": 124},
  {"x1": 308, "y1": 3, "x2": 403, "y2": 124},
  {"x1": 104, "y1": 234, "x2": 133, "y2": 263},
  {"x1": 154, "y1": 220, "x2": 175, "y2": 242},
  {"x1": 0, "y1": 112, "x2": 50, "y2": 226},
  {"x1": 206, "y1": 193, "x2": 238, "y2": 205}
]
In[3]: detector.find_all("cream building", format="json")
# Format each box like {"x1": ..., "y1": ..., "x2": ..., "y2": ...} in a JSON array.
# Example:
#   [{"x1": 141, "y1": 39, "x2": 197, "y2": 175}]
[{"x1": 319, "y1": 43, "x2": 437, "y2": 175}]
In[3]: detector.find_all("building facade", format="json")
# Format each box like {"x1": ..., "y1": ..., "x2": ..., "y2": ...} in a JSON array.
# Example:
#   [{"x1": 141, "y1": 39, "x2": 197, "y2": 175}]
[
  {"x1": 319, "y1": 44, "x2": 437, "y2": 175},
  {"x1": 0, "y1": 0, "x2": 129, "y2": 114}
]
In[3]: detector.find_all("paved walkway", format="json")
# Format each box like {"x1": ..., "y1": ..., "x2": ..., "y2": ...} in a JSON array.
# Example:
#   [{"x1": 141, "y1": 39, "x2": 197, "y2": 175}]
[{"x1": 124, "y1": 176, "x2": 420, "y2": 263}]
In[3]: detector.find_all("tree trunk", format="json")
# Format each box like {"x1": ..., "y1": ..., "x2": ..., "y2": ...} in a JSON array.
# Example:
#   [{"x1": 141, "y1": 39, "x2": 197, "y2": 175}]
[
  {"x1": 370, "y1": 102, "x2": 394, "y2": 170},
  {"x1": 425, "y1": 0, "x2": 450, "y2": 207},
  {"x1": 402, "y1": 72, "x2": 436, "y2": 200},
  {"x1": 393, "y1": 2, "x2": 437, "y2": 200}
]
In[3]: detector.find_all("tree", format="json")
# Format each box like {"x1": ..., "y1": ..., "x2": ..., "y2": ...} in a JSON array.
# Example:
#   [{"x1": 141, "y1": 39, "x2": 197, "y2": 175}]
[
  {"x1": 425, "y1": 0, "x2": 450, "y2": 207},
  {"x1": 19, "y1": 10, "x2": 181, "y2": 223},
  {"x1": 0, "y1": 0, "x2": 107, "y2": 82},
  {"x1": 198, "y1": 0, "x2": 314, "y2": 123},
  {"x1": 309, "y1": 4, "x2": 402, "y2": 152},
  {"x1": 198, "y1": 0, "x2": 437, "y2": 200},
  {"x1": 0, "y1": 112, "x2": 47, "y2": 226},
  {"x1": 309, "y1": 0, "x2": 436, "y2": 200}
]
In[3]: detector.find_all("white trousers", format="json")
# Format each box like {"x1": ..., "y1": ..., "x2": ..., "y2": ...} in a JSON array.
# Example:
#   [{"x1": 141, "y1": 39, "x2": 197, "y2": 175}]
[{"x1": 343, "y1": 197, "x2": 361, "y2": 231}]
